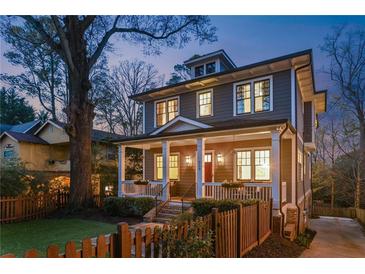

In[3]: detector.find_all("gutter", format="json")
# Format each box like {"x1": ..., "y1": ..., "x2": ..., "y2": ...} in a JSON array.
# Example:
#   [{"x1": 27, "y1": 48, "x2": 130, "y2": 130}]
[
  {"x1": 279, "y1": 122, "x2": 289, "y2": 236},
  {"x1": 294, "y1": 61, "x2": 312, "y2": 233}
]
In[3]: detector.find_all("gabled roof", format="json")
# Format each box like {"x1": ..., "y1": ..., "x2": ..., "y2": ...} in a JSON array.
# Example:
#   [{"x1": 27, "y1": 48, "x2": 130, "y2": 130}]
[
  {"x1": 34, "y1": 120, "x2": 124, "y2": 142},
  {"x1": 114, "y1": 118, "x2": 294, "y2": 144},
  {"x1": 1, "y1": 131, "x2": 49, "y2": 144},
  {"x1": 150, "y1": 116, "x2": 212, "y2": 136},
  {"x1": 0, "y1": 120, "x2": 42, "y2": 134},
  {"x1": 130, "y1": 49, "x2": 313, "y2": 102}
]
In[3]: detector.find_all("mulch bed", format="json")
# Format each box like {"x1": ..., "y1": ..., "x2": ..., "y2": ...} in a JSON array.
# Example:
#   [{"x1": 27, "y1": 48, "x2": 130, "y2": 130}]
[
  {"x1": 48, "y1": 208, "x2": 143, "y2": 225},
  {"x1": 243, "y1": 230, "x2": 316, "y2": 258}
]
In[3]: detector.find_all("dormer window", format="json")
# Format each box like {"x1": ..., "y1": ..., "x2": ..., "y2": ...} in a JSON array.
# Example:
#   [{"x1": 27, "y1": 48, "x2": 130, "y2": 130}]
[
  {"x1": 195, "y1": 65, "x2": 204, "y2": 77},
  {"x1": 206, "y1": 62, "x2": 216, "y2": 74}
]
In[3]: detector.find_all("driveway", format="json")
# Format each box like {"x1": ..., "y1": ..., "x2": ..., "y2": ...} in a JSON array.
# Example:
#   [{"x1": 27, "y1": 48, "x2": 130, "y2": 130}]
[{"x1": 301, "y1": 216, "x2": 365, "y2": 258}]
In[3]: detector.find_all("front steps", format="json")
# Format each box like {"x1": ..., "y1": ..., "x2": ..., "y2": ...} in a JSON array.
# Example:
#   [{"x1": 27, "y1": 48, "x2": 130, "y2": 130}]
[{"x1": 145, "y1": 201, "x2": 192, "y2": 224}]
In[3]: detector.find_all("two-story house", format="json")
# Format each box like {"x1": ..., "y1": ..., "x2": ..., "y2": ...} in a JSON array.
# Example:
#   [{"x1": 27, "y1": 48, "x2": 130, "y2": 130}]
[{"x1": 114, "y1": 49, "x2": 327, "y2": 234}]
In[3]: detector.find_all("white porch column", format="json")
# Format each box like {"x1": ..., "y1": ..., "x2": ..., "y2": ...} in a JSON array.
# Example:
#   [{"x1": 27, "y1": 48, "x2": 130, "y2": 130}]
[
  {"x1": 271, "y1": 131, "x2": 281, "y2": 214},
  {"x1": 118, "y1": 144, "x2": 126, "y2": 197},
  {"x1": 291, "y1": 134, "x2": 296, "y2": 204},
  {"x1": 196, "y1": 137, "x2": 205, "y2": 198},
  {"x1": 162, "y1": 140, "x2": 170, "y2": 201}
]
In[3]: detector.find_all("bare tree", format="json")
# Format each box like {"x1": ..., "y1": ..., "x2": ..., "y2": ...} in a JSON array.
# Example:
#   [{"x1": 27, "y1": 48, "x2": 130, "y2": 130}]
[
  {"x1": 4, "y1": 16, "x2": 216, "y2": 207},
  {"x1": 321, "y1": 25, "x2": 365, "y2": 208}
]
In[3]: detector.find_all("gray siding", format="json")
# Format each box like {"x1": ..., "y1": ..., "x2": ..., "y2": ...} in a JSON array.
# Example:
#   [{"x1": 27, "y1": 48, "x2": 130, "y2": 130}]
[
  {"x1": 144, "y1": 70, "x2": 292, "y2": 134},
  {"x1": 303, "y1": 102, "x2": 313, "y2": 143}
]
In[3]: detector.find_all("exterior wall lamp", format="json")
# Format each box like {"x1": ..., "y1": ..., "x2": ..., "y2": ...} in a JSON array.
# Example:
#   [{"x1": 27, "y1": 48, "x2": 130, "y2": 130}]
[
  {"x1": 217, "y1": 153, "x2": 224, "y2": 166},
  {"x1": 185, "y1": 155, "x2": 193, "y2": 167}
]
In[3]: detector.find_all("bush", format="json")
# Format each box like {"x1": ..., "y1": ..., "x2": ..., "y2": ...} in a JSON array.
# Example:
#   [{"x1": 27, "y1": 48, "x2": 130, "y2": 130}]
[
  {"x1": 162, "y1": 218, "x2": 214, "y2": 258},
  {"x1": 0, "y1": 159, "x2": 28, "y2": 196},
  {"x1": 174, "y1": 211, "x2": 194, "y2": 224},
  {"x1": 192, "y1": 198, "x2": 260, "y2": 216},
  {"x1": 103, "y1": 196, "x2": 154, "y2": 217}
]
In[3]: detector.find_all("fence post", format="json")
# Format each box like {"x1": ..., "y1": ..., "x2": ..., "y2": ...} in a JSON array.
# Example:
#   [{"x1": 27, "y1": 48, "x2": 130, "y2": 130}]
[
  {"x1": 256, "y1": 201, "x2": 260, "y2": 243},
  {"x1": 236, "y1": 204, "x2": 242, "y2": 258},
  {"x1": 15, "y1": 196, "x2": 22, "y2": 220},
  {"x1": 211, "y1": 207, "x2": 219, "y2": 257},
  {"x1": 117, "y1": 222, "x2": 130, "y2": 258}
]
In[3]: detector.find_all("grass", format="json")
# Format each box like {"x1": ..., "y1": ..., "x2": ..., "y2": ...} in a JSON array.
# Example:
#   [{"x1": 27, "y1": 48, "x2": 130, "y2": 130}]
[{"x1": 0, "y1": 218, "x2": 117, "y2": 257}]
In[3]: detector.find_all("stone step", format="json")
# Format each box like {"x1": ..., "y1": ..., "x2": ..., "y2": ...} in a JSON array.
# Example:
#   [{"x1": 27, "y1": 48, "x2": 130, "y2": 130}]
[{"x1": 154, "y1": 217, "x2": 173, "y2": 224}]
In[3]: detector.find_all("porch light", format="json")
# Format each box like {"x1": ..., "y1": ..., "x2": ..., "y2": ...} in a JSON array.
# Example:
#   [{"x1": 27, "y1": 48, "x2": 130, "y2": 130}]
[
  {"x1": 217, "y1": 153, "x2": 224, "y2": 165},
  {"x1": 185, "y1": 155, "x2": 192, "y2": 166}
]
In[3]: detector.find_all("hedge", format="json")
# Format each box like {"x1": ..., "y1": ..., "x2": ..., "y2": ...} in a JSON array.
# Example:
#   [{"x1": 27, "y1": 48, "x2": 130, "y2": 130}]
[
  {"x1": 104, "y1": 196, "x2": 155, "y2": 217},
  {"x1": 192, "y1": 198, "x2": 259, "y2": 217}
]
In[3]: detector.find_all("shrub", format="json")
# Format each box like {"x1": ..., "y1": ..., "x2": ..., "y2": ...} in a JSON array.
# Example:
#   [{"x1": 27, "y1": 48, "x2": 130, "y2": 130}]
[
  {"x1": 174, "y1": 211, "x2": 194, "y2": 224},
  {"x1": 0, "y1": 159, "x2": 28, "y2": 196},
  {"x1": 104, "y1": 196, "x2": 154, "y2": 217},
  {"x1": 162, "y1": 218, "x2": 214, "y2": 258},
  {"x1": 221, "y1": 182, "x2": 245, "y2": 188},
  {"x1": 192, "y1": 198, "x2": 260, "y2": 216}
]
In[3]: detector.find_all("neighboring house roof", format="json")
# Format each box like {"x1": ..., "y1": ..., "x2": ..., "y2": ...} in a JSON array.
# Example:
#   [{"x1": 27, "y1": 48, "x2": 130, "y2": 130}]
[
  {"x1": 130, "y1": 49, "x2": 313, "y2": 101},
  {"x1": 1, "y1": 131, "x2": 49, "y2": 144},
  {"x1": 34, "y1": 120, "x2": 124, "y2": 142},
  {"x1": 0, "y1": 120, "x2": 42, "y2": 134},
  {"x1": 114, "y1": 117, "x2": 293, "y2": 143}
]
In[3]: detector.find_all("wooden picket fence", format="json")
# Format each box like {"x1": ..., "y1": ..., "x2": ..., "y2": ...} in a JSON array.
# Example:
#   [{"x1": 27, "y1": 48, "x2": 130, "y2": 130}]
[
  {"x1": 0, "y1": 200, "x2": 272, "y2": 258},
  {"x1": 0, "y1": 192, "x2": 102, "y2": 223}
]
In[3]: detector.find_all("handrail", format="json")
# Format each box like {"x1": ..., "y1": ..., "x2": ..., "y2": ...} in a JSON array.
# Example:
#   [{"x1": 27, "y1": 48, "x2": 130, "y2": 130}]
[
  {"x1": 181, "y1": 183, "x2": 195, "y2": 213},
  {"x1": 154, "y1": 181, "x2": 170, "y2": 218}
]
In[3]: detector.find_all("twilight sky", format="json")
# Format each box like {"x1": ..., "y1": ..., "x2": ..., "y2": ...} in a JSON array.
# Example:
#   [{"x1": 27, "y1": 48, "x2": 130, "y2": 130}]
[{"x1": 1, "y1": 15, "x2": 365, "y2": 112}]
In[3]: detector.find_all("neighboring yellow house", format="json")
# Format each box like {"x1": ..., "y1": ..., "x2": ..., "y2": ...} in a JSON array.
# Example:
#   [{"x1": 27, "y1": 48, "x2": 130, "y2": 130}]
[{"x1": 0, "y1": 120, "x2": 123, "y2": 194}]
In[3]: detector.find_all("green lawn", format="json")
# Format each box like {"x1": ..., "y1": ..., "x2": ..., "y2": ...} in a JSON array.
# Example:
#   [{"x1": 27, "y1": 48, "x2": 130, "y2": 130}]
[{"x1": 0, "y1": 218, "x2": 117, "y2": 257}]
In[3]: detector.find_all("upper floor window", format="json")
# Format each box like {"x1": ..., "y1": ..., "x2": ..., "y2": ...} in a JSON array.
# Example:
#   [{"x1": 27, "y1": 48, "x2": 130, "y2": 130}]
[
  {"x1": 155, "y1": 97, "x2": 179, "y2": 127},
  {"x1": 206, "y1": 62, "x2": 216, "y2": 74},
  {"x1": 236, "y1": 83, "x2": 251, "y2": 114},
  {"x1": 195, "y1": 65, "x2": 204, "y2": 77},
  {"x1": 197, "y1": 90, "x2": 213, "y2": 117},
  {"x1": 254, "y1": 79, "x2": 271, "y2": 112},
  {"x1": 233, "y1": 76, "x2": 273, "y2": 116}
]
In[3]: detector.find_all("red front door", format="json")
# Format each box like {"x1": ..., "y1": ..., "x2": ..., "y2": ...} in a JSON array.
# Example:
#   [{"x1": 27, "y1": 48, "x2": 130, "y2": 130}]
[{"x1": 204, "y1": 153, "x2": 213, "y2": 182}]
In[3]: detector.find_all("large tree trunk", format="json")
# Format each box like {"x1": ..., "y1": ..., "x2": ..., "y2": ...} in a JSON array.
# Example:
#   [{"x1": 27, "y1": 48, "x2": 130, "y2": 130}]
[{"x1": 66, "y1": 18, "x2": 95, "y2": 208}]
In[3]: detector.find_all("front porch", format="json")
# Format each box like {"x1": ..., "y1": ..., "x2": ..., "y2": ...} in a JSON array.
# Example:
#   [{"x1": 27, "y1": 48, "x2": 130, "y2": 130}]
[{"x1": 116, "y1": 121, "x2": 296, "y2": 216}]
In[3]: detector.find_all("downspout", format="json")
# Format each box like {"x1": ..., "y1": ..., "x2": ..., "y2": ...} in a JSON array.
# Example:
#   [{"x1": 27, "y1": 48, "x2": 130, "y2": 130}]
[
  {"x1": 294, "y1": 62, "x2": 311, "y2": 232},
  {"x1": 279, "y1": 122, "x2": 289, "y2": 235}
]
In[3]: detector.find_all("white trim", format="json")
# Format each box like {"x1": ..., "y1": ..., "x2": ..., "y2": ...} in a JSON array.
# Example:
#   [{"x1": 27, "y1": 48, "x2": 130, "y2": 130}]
[
  {"x1": 154, "y1": 152, "x2": 181, "y2": 181},
  {"x1": 196, "y1": 88, "x2": 214, "y2": 118},
  {"x1": 142, "y1": 102, "x2": 146, "y2": 134},
  {"x1": 291, "y1": 69, "x2": 296, "y2": 127},
  {"x1": 153, "y1": 96, "x2": 180, "y2": 129},
  {"x1": 232, "y1": 75, "x2": 273, "y2": 116},
  {"x1": 33, "y1": 120, "x2": 64, "y2": 135},
  {"x1": 0, "y1": 132, "x2": 19, "y2": 143},
  {"x1": 150, "y1": 116, "x2": 211, "y2": 136}
]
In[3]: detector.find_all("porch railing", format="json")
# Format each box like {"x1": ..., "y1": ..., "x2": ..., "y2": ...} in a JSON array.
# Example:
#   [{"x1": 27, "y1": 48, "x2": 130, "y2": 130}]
[
  {"x1": 121, "y1": 180, "x2": 164, "y2": 199},
  {"x1": 203, "y1": 182, "x2": 272, "y2": 201}
]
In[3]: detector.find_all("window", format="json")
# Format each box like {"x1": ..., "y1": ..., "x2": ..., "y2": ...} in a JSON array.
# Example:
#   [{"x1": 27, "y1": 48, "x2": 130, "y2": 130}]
[
  {"x1": 254, "y1": 79, "x2": 271, "y2": 112},
  {"x1": 155, "y1": 98, "x2": 179, "y2": 127},
  {"x1": 106, "y1": 146, "x2": 116, "y2": 160},
  {"x1": 204, "y1": 153, "x2": 212, "y2": 163},
  {"x1": 298, "y1": 150, "x2": 303, "y2": 181},
  {"x1": 236, "y1": 83, "x2": 251, "y2": 114},
  {"x1": 206, "y1": 62, "x2": 216, "y2": 74},
  {"x1": 3, "y1": 149, "x2": 15, "y2": 159},
  {"x1": 236, "y1": 151, "x2": 251, "y2": 180},
  {"x1": 195, "y1": 65, "x2": 204, "y2": 77},
  {"x1": 255, "y1": 150, "x2": 270, "y2": 180},
  {"x1": 167, "y1": 99, "x2": 178, "y2": 121},
  {"x1": 198, "y1": 90, "x2": 212, "y2": 117},
  {"x1": 155, "y1": 154, "x2": 180, "y2": 180}
]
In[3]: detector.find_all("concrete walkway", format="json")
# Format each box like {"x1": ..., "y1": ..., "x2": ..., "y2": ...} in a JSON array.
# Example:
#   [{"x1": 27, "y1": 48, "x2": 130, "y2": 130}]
[{"x1": 301, "y1": 216, "x2": 365, "y2": 258}]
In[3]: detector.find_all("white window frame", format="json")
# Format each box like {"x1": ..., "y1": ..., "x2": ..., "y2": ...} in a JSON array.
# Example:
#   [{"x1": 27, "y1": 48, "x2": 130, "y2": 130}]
[
  {"x1": 196, "y1": 89, "x2": 213, "y2": 118},
  {"x1": 192, "y1": 59, "x2": 219, "y2": 78},
  {"x1": 154, "y1": 96, "x2": 180, "y2": 128},
  {"x1": 233, "y1": 75, "x2": 273, "y2": 116},
  {"x1": 233, "y1": 147, "x2": 272, "y2": 182},
  {"x1": 154, "y1": 152, "x2": 180, "y2": 181}
]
